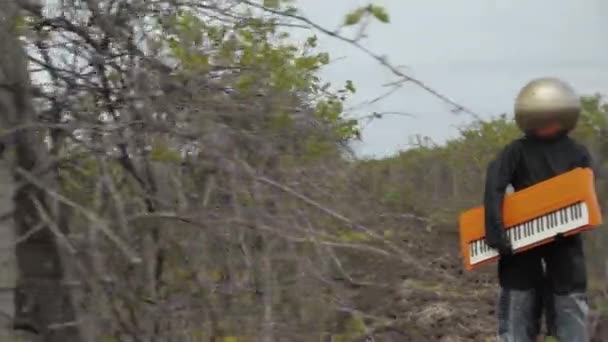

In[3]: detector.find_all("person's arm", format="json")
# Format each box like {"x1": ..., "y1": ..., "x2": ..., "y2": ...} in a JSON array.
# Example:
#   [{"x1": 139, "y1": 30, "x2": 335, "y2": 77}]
[
  {"x1": 484, "y1": 142, "x2": 520, "y2": 254},
  {"x1": 576, "y1": 143, "x2": 592, "y2": 169}
]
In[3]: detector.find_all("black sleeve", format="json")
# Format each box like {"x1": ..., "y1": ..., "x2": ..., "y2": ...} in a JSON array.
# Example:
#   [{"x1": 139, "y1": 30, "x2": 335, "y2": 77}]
[
  {"x1": 484, "y1": 141, "x2": 521, "y2": 247},
  {"x1": 576, "y1": 143, "x2": 592, "y2": 168}
]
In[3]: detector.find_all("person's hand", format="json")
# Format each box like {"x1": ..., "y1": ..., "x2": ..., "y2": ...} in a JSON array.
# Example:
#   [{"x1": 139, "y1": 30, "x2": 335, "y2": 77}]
[
  {"x1": 496, "y1": 240, "x2": 513, "y2": 257},
  {"x1": 554, "y1": 232, "x2": 567, "y2": 243},
  {"x1": 486, "y1": 232, "x2": 513, "y2": 257}
]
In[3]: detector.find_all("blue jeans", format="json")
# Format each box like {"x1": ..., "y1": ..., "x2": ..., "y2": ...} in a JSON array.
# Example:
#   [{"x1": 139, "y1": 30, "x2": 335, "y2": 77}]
[
  {"x1": 497, "y1": 287, "x2": 589, "y2": 341},
  {"x1": 496, "y1": 235, "x2": 588, "y2": 341}
]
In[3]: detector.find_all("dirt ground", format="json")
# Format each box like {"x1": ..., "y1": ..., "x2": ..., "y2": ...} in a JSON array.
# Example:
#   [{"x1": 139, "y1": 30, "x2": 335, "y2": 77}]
[{"x1": 344, "y1": 221, "x2": 608, "y2": 341}]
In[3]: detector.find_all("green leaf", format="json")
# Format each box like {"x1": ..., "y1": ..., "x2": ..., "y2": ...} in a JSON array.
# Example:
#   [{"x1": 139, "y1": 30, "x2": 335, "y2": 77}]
[
  {"x1": 13, "y1": 16, "x2": 28, "y2": 34},
  {"x1": 236, "y1": 74, "x2": 257, "y2": 92},
  {"x1": 150, "y1": 143, "x2": 181, "y2": 163},
  {"x1": 337, "y1": 231, "x2": 370, "y2": 242},
  {"x1": 263, "y1": 0, "x2": 280, "y2": 8},
  {"x1": 317, "y1": 52, "x2": 330, "y2": 65},
  {"x1": 344, "y1": 8, "x2": 366, "y2": 26},
  {"x1": 345, "y1": 80, "x2": 356, "y2": 93},
  {"x1": 305, "y1": 35, "x2": 318, "y2": 48},
  {"x1": 369, "y1": 5, "x2": 390, "y2": 23}
]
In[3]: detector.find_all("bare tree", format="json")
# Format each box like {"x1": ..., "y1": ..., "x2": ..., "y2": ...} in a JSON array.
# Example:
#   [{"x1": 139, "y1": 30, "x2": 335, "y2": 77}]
[
  {"x1": 0, "y1": 0, "x2": 556, "y2": 341},
  {"x1": 0, "y1": 1, "x2": 83, "y2": 341}
]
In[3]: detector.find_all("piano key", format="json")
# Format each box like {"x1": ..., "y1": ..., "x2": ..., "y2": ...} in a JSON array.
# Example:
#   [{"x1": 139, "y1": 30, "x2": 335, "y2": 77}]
[
  {"x1": 469, "y1": 202, "x2": 591, "y2": 266},
  {"x1": 518, "y1": 225, "x2": 522, "y2": 239},
  {"x1": 553, "y1": 212, "x2": 558, "y2": 226},
  {"x1": 571, "y1": 205, "x2": 575, "y2": 218}
]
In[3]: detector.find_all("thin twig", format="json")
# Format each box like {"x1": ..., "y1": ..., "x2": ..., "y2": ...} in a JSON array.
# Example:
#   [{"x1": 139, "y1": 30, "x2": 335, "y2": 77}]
[{"x1": 16, "y1": 167, "x2": 142, "y2": 264}]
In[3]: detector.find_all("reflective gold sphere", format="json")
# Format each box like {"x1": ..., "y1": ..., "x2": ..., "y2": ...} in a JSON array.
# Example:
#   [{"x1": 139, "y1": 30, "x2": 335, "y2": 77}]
[{"x1": 514, "y1": 77, "x2": 581, "y2": 132}]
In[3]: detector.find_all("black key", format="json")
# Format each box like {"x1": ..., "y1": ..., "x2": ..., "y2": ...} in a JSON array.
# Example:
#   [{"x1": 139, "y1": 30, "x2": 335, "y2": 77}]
[
  {"x1": 571, "y1": 205, "x2": 576, "y2": 219},
  {"x1": 531, "y1": 221, "x2": 535, "y2": 234},
  {"x1": 554, "y1": 212, "x2": 559, "y2": 225},
  {"x1": 564, "y1": 208, "x2": 569, "y2": 222},
  {"x1": 539, "y1": 216, "x2": 543, "y2": 231},
  {"x1": 559, "y1": 210, "x2": 564, "y2": 224},
  {"x1": 541, "y1": 216, "x2": 545, "y2": 230},
  {"x1": 554, "y1": 212, "x2": 558, "y2": 225},
  {"x1": 518, "y1": 225, "x2": 522, "y2": 239}
]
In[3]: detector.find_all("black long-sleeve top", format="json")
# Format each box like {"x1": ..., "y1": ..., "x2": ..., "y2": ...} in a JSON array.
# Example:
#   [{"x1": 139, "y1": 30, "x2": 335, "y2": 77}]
[{"x1": 483, "y1": 133, "x2": 592, "y2": 247}]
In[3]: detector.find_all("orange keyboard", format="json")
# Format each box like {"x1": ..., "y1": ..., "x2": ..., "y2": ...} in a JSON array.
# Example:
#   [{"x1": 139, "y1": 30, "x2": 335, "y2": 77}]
[{"x1": 459, "y1": 167, "x2": 602, "y2": 271}]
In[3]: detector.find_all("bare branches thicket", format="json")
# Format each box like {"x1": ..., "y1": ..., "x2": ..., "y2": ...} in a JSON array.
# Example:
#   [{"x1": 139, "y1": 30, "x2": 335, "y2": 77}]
[
  {"x1": 0, "y1": 1, "x2": 82, "y2": 341},
  {"x1": 0, "y1": 0, "x2": 495, "y2": 341}
]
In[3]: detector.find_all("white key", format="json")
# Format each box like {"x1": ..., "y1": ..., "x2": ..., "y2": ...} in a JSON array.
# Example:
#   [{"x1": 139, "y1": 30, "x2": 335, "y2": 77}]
[{"x1": 469, "y1": 202, "x2": 589, "y2": 266}]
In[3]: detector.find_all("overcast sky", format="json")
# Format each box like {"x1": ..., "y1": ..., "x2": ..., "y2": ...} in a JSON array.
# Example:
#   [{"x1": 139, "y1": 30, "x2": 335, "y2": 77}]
[{"x1": 293, "y1": 0, "x2": 608, "y2": 158}]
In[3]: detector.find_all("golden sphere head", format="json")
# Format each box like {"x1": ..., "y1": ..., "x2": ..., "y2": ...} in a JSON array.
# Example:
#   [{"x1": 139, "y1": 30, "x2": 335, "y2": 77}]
[{"x1": 514, "y1": 77, "x2": 581, "y2": 133}]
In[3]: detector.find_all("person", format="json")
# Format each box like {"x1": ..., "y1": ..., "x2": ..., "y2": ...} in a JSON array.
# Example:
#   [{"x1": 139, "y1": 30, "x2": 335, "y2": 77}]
[{"x1": 484, "y1": 77, "x2": 592, "y2": 341}]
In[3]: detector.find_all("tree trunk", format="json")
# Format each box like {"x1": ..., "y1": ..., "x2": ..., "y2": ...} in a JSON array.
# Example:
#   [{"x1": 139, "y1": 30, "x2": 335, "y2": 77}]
[{"x1": 0, "y1": 2, "x2": 82, "y2": 341}]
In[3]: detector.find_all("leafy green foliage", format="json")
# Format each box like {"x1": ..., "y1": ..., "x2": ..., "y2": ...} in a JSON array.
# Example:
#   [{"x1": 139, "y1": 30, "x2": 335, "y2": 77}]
[
  {"x1": 360, "y1": 96, "x2": 608, "y2": 226},
  {"x1": 150, "y1": 8, "x2": 362, "y2": 170},
  {"x1": 263, "y1": 0, "x2": 281, "y2": 8},
  {"x1": 369, "y1": 5, "x2": 390, "y2": 23},
  {"x1": 344, "y1": 4, "x2": 391, "y2": 26},
  {"x1": 150, "y1": 142, "x2": 181, "y2": 163},
  {"x1": 344, "y1": 8, "x2": 367, "y2": 26}
]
